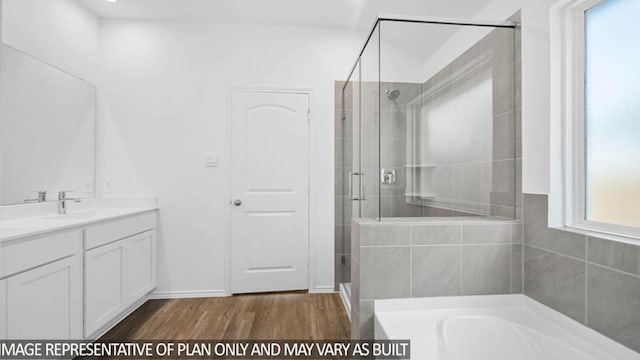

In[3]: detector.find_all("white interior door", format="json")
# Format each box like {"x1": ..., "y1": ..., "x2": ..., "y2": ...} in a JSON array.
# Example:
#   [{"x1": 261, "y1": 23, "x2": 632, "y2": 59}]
[{"x1": 231, "y1": 89, "x2": 310, "y2": 294}]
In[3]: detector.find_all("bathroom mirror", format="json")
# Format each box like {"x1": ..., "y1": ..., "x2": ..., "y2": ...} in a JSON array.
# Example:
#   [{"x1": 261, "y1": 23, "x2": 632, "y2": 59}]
[{"x1": 0, "y1": 43, "x2": 97, "y2": 205}]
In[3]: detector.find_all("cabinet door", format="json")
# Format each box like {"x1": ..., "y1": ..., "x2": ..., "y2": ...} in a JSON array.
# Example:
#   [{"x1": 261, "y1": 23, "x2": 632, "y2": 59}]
[
  {"x1": 0, "y1": 279, "x2": 6, "y2": 339},
  {"x1": 6, "y1": 254, "x2": 82, "y2": 339},
  {"x1": 84, "y1": 240, "x2": 126, "y2": 337},
  {"x1": 126, "y1": 230, "x2": 156, "y2": 305}
]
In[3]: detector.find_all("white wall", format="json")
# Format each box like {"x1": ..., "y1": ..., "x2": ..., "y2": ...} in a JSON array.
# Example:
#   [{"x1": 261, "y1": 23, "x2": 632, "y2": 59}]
[
  {"x1": 99, "y1": 21, "x2": 360, "y2": 295},
  {"x1": 0, "y1": 0, "x2": 4, "y2": 207},
  {"x1": 0, "y1": 0, "x2": 100, "y2": 84},
  {"x1": 0, "y1": 0, "x2": 566, "y2": 295}
]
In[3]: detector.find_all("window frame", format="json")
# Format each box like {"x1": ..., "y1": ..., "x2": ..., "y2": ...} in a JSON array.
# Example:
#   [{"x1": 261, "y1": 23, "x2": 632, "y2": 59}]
[{"x1": 556, "y1": 0, "x2": 640, "y2": 239}]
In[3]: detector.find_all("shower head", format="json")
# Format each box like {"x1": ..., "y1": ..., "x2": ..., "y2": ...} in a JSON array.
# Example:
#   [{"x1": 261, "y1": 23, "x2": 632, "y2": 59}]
[{"x1": 386, "y1": 89, "x2": 400, "y2": 100}]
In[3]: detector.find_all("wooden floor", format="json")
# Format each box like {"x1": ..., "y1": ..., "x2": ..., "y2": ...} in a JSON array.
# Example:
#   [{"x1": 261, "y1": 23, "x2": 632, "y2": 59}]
[{"x1": 101, "y1": 292, "x2": 350, "y2": 340}]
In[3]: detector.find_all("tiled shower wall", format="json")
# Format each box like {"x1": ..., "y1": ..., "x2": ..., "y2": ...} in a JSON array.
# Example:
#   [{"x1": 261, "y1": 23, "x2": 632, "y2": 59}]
[
  {"x1": 414, "y1": 22, "x2": 520, "y2": 218},
  {"x1": 351, "y1": 217, "x2": 523, "y2": 339},
  {"x1": 523, "y1": 194, "x2": 640, "y2": 352},
  {"x1": 335, "y1": 81, "x2": 352, "y2": 290}
]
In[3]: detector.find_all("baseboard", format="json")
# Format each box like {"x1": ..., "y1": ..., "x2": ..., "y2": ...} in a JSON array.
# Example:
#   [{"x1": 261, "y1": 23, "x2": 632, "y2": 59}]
[
  {"x1": 87, "y1": 295, "x2": 150, "y2": 340},
  {"x1": 149, "y1": 289, "x2": 229, "y2": 299},
  {"x1": 309, "y1": 285, "x2": 336, "y2": 294}
]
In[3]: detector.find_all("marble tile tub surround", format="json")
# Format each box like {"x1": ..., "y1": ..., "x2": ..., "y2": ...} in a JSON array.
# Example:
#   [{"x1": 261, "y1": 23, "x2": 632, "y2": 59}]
[
  {"x1": 523, "y1": 194, "x2": 640, "y2": 352},
  {"x1": 351, "y1": 216, "x2": 523, "y2": 338}
]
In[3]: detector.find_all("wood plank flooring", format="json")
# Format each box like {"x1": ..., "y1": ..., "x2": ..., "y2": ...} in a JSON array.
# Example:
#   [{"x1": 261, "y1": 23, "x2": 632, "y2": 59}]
[{"x1": 101, "y1": 292, "x2": 350, "y2": 340}]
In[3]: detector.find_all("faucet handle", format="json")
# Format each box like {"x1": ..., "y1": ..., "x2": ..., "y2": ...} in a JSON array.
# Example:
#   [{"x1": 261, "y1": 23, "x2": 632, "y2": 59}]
[
  {"x1": 24, "y1": 190, "x2": 47, "y2": 203},
  {"x1": 58, "y1": 190, "x2": 74, "y2": 199},
  {"x1": 58, "y1": 190, "x2": 82, "y2": 203}
]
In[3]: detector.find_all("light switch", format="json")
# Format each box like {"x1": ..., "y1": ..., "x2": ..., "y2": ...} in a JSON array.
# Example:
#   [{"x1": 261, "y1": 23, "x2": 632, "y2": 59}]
[{"x1": 205, "y1": 153, "x2": 219, "y2": 167}]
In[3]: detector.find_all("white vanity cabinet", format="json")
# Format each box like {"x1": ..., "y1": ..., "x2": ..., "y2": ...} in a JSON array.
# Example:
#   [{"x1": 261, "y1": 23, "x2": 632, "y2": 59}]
[
  {"x1": 84, "y1": 212, "x2": 156, "y2": 338},
  {"x1": 0, "y1": 230, "x2": 83, "y2": 339},
  {"x1": 0, "y1": 208, "x2": 157, "y2": 340}
]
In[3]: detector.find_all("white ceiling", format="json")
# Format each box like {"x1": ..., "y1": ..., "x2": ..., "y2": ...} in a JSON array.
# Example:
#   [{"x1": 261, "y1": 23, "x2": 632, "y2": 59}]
[{"x1": 76, "y1": 0, "x2": 492, "y2": 29}]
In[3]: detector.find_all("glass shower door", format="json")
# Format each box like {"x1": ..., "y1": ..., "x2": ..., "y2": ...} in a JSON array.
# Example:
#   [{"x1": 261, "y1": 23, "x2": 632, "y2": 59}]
[
  {"x1": 338, "y1": 59, "x2": 360, "y2": 298},
  {"x1": 359, "y1": 22, "x2": 381, "y2": 220}
]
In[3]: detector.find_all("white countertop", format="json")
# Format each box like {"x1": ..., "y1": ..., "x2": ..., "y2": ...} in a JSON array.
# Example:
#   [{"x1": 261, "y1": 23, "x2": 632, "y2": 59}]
[{"x1": 0, "y1": 207, "x2": 158, "y2": 244}]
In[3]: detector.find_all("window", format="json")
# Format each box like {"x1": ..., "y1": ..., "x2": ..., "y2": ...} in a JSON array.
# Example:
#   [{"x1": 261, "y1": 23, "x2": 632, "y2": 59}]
[
  {"x1": 583, "y1": 0, "x2": 640, "y2": 229},
  {"x1": 554, "y1": 0, "x2": 640, "y2": 237}
]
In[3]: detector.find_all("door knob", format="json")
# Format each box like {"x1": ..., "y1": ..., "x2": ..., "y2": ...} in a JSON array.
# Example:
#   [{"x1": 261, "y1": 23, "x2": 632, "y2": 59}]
[{"x1": 233, "y1": 199, "x2": 242, "y2": 206}]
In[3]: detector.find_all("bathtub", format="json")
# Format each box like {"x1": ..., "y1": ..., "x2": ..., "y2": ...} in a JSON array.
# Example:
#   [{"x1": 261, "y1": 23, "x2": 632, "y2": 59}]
[{"x1": 374, "y1": 294, "x2": 640, "y2": 360}]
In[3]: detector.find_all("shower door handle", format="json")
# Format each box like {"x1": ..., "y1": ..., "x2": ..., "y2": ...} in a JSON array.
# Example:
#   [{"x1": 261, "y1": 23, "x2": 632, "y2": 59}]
[
  {"x1": 348, "y1": 172, "x2": 366, "y2": 201},
  {"x1": 348, "y1": 172, "x2": 358, "y2": 201},
  {"x1": 360, "y1": 172, "x2": 366, "y2": 201}
]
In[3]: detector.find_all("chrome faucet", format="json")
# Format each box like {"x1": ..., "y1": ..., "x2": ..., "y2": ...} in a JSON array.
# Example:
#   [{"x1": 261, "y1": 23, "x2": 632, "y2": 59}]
[
  {"x1": 24, "y1": 190, "x2": 47, "y2": 203},
  {"x1": 58, "y1": 191, "x2": 81, "y2": 215}
]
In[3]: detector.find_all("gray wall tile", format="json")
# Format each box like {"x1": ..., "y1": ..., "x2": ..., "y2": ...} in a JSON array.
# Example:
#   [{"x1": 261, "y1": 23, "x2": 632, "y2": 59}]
[
  {"x1": 351, "y1": 220, "x2": 360, "y2": 262},
  {"x1": 412, "y1": 246, "x2": 461, "y2": 297},
  {"x1": 350, "y1": 310, "x2": 360, "y2": 340},
  {"x1": 335, "y1": 196, "x2": 344, "y2": 226},
  {"x1": 334, "y1": 254, "x2": 342, "y2": 289},
  {"x1": 587, "y1": 264, "x2": 640, "y2": 352},
  {"x1": 359, "y1": 300, "x2": 375, "y2": 340},
  {"x1": 484, "y1": 27, "x2": 515, "y2": 68},
  {"x1": 523, "y1": 194, "x2": 586, "y2": 259},
  {"x1": 515, "y1": 157, "x2": 522, "y2": 208},
  {"x1": 360, "y1": 224, "x2": 410, "y2": 246},
  {"x1": 412, "y1": 224, "x2": 460, "y2": 245},
  {"x1": 491, "y1": 159, "x2": 515, "y2": 204},
  {"x1": 461, "y1": 224, "x2": 511, "y2": 244},
  {"x1": 492, "y1": 111, "x2": 515, "y2": 161},
  {"x1": 588, "y1": 236, "x2": 640, "y2": 276},
  {"x1": 492, "y1": 61, "x2": 515, "y2": 115},
  {"x1": 453, "y1": 162, "x2": 482, "y2": 203},
  {"x1": 511, "y1": 223, "x2": 523, "y2": 244},
  {"x1": 524, "y1": 245, "x2": 586, "y2": 323},
  {"x1": 462, "y1": 244, "x2": 511, "y2": 295},
  {"x1": 360, "y1": 246, "x2": 410, "y2": 300},
  {"x1": 511, "y1": 244, "x2": 523, "y2": 293},
  {"x1": 335, "y1": 226, "x2": 344, "y2": 254}
]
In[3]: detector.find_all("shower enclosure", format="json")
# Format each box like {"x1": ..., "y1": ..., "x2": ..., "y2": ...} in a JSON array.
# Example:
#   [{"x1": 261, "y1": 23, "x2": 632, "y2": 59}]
[{"x1": 335, "y1": 16, "x2": 519, "y2": 305}]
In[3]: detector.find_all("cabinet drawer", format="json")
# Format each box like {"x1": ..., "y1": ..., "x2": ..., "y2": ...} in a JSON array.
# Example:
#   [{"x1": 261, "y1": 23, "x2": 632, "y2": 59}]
[
  {"x1": 1, "y1": 230, "x2": 83, "y2": 278},
  {"x1": 85, "y1": 212, "x2": 155, "y2": 250}
]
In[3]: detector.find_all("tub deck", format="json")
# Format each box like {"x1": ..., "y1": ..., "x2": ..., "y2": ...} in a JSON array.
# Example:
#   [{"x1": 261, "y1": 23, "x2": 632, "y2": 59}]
[{"x1": 375, "y1": 295, "x2": 640, "y2": 360}]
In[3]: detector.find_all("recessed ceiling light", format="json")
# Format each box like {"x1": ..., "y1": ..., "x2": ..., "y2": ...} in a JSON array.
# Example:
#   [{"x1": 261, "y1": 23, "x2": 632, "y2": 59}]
[{"x1": 106, "y1": 0, "x2": 118, "y2": 3}]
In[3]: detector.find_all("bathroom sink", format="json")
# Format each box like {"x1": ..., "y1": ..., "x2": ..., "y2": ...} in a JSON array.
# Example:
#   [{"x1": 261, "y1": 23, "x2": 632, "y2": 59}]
[{"x1": 42, "y1": 211, "x2": 98, "y2": 221}]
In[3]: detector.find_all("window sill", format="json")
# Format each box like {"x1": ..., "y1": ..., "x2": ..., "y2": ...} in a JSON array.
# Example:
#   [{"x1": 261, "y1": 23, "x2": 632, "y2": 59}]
[{"x1": 550, "y1": 224, "x2": 640, "y2": 246}]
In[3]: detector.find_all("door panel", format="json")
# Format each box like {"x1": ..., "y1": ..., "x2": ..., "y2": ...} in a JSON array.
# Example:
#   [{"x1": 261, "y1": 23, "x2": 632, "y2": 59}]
[
  {"x1": 84, "y1": 240, "x2": 126, "y2": 337},
  {"x1": 6, "y1": 254, "x2": 82, "y2": 339},
  {"x1": 231, "y1": 90, "x2": 309, "y2": 294},
  {"x1": 126, "y1": 231, "x2": 156, "y2": 305}
]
